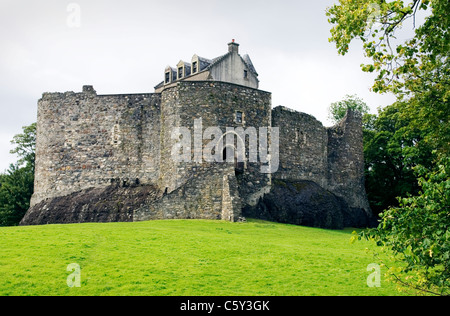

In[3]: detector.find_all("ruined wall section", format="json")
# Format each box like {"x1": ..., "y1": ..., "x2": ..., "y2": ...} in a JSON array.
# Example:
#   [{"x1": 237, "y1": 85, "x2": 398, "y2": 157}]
[
  {"x1": 31, "y1": 86, "x2": 161, "y2": 206},
  {"x1": 326, "y1": 110, "x2": 370, "y2": 213},
  {"x1": 159, "y1": 81, "x2": 272, "y2": 206},
  {"x1": 272, "y1": 106, "x2": 370, "y2": 215},
  {"x1": 272, "y1": 106, "x2": 328, "y2": 188}
]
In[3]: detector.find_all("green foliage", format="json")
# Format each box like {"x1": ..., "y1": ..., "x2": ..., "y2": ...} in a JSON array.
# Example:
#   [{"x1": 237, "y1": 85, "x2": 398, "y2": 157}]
[
  {"x1": 328, "y1": 94, "x2": 370, "y2": 124},
  {"x1": 327, "y1": 0, "x2": 449, "y2": 295},
  {"x1": 0, "y1": 163, "x2": 34, "y2": 226},
  {"x1": 10, "y1": 122, "x2": 36, "y2": 169},
  {"x1": 0, "y1": 123, "x2": 36, "y2": 226},
  {"x1": 327, "y1": 0, "x2": 450, "y2": 154},
  {"x1": 363, "y1": 102, "x2": 436, "y2": 215},
  {"x1": 357, "y1": 156, "x2": 450, "y2": 295}
]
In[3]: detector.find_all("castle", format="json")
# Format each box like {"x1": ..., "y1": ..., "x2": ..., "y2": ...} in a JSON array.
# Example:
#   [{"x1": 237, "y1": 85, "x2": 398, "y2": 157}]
[{"x1": 20, "y1": 41, "x2": 373, "y2": 229}]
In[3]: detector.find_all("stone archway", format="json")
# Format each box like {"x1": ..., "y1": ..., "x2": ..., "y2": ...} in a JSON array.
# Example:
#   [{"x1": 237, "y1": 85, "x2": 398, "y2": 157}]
[
  {"x1": 217, "y1": 130, "x2": 247, "y2": 176},
  {"x1": 216, "y1": 131, "x2": 246, "y2": 162}
]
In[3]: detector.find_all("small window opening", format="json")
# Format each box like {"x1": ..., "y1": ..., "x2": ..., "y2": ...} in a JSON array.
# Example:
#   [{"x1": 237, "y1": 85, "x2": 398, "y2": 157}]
[
  {"x1": 223, "y1": 147, "x2": 229, "y2": 162},
  {"x1": 236, "y1": 111, "x2": 243, "y2": 123},
  {"x1": 244, "y1": 70, "x2": 248, "y2": 79},
  {"x1": 178, "y1": 67, "x2": 183, "y2": 79},
  {"x1": 193, "y1": 61, "x2": 198, "y2": 73},
  {"x1": 165, "y1": 72, "x2": 170, "y2": 84}
]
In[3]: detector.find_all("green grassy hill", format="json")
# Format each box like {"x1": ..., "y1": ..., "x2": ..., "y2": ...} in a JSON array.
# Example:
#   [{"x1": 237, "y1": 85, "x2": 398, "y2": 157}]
[{"x1": 0, "y1": 219, "x2": 405, "y2": 296}]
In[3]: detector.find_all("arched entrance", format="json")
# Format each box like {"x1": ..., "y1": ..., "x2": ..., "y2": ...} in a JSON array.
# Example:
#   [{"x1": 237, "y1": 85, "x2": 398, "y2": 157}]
[
  {"x1": 222, "y1": 146, "x2": 245, "y2": 175},
  {"x1": 215, "y1": 130, "x2": 247, "y2": 175}
]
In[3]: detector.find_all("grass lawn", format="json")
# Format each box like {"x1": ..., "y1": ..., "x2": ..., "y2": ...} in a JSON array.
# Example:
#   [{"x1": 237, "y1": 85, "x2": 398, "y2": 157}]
[{"x1": 0, "y1": 219, "x2": 407, "y2": 296}]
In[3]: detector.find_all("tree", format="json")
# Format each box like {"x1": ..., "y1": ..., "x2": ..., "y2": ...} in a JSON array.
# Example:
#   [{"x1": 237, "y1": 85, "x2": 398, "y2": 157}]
[
  {"x1": 10, "y1": 122, "x2": 36, "y2": 169},
  {"x1": 327, "y1": 0, "x2": 449, "y2": 294},
  {"x1": 328, "y1": 94, "x2": 370, "y2": 124},
  {"x1": 355, "y1": 155, "x2": 450, "y2": 295},
  {"x1": 0, "y1": 123, "x2": 36, "y2": 226},
  {"x1": 327, "y1": 0, "x2": 449, "y2": 154},
  {"x1": 0, "y1": 163, "x2": 34, "y2": 226},
  {"x1": 363, "y1": 101, "x2": 436, "y2": 215}
]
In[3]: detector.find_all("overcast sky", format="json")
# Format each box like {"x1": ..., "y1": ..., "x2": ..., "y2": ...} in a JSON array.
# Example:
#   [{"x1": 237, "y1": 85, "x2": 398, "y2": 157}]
[{"x1": 0, "y1": 0, "x2": 403, "y2": 172}]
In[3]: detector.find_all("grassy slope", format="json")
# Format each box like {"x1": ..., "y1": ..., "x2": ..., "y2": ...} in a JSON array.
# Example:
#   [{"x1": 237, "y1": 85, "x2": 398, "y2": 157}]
[{"x1": 0, "y1": 219, "x2": 405, "y2": 296}]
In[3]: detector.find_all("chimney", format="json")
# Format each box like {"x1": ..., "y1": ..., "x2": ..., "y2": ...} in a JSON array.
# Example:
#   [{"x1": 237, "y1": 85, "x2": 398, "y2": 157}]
[{"x1": 228, "y1": 39, "x2": 239, "y2": 54}]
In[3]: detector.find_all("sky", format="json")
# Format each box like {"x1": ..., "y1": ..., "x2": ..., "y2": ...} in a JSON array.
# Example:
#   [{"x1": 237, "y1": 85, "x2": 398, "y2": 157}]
[{"x1": 0, "y1": 0, "x2": 407, "y2": 172}]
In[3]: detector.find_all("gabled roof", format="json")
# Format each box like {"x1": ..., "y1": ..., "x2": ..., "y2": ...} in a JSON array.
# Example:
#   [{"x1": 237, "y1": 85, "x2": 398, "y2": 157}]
[
  {"x1": 205, "y1": 52, "x2": 232, "y2": 71},
  {"x1": 165, "y1": 66, "x2": 177, "y2": 72},
  {"x1": 242, "y1": 54, "x2": 258, "y2": 76},
  {"x1": 193, "y1": 55, "x2": 213, "y2": 65},
  {"x1": 203, "y1": 52, "x2": 258, "y2": 77},
  {"x1": 177, "y1": 60, "x2": 191, "y2": 67}
]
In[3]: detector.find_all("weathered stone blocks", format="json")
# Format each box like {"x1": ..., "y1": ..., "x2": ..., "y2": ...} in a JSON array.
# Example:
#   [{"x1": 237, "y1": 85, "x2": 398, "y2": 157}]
[{"x1": 22, "y1": 80, "x2": 372, "y2": 228}]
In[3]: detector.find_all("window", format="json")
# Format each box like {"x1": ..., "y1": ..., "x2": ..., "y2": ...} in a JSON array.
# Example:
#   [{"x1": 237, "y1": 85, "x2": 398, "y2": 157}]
[
  {"x1": 192, "y1": 61, "x2": 198, "y2": 73},
  {"x1": 165, "y1": 72, "x2": 170, "y2": 84},
  {"x1": 244, "y1": 70, "x2": 248, "y2": 79},
  {"x1": 223, "y1": 147, "x2": 229, "y2": 161},
  {"x1": 178, "y1": 67, "x2": 183, "y2": 79},
  {"x1": 236, "y1": 111, "x2": 243, "y2": 123}
]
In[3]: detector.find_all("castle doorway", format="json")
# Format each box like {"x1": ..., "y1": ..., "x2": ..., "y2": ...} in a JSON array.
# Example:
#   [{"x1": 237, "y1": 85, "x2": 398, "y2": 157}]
[{"x1": 223, "y1": 146, "x2": 245, "y2": 175}]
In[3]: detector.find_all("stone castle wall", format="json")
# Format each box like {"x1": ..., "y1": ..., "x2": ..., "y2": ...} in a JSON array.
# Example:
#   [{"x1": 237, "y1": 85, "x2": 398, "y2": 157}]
[
  {"x1": 327, "y1": 110, "x2": 370, "y2": 211},
  {"x1": 31, "y1": 86, "x2": 161, "y2": 207},
  {"x1": 271, "y1": 106, "x2": 370, "y2": 212},
  {"x1": 159, "y1": 81, "x2": 272, "y2": 206},
  {"x1": 134, "y1": 163, "x2": 242, "y2": 222},
  {"x1": 272, "y1": 106, "x2": 328, "y2": 188},
  {"x1": 25, "y1": 80, "x2": 371, "y2": 227}
]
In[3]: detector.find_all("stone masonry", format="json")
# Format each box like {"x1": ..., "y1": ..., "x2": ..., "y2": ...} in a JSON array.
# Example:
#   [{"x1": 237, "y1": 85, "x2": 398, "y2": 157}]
[{"x1": 21, "y1": 42, "x2": 373, "y2": 228}]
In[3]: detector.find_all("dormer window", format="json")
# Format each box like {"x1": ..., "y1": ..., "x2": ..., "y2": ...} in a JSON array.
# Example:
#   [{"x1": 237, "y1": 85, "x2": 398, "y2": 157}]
[
  {"x1": 165, "y1": 72, "x2": 170, "y2": 84},
  {"x1": 191, "y1": 55, "x2": 212, "y2": 75},
  {"x1": 244, "y1": 70, "x2": 248, "y2": 79},
  {"x1": 176, "y1": 61, "x2": 192, "y2": 80},
  {"x1": 164, "y1": 67, "x2": 177, "y2": 85}
]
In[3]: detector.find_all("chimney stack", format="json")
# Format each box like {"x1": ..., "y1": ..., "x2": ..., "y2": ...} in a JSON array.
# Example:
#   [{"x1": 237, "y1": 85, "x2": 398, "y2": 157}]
[{"x1": 228, "y1": 39, "x2": 239, "y2": 54}]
